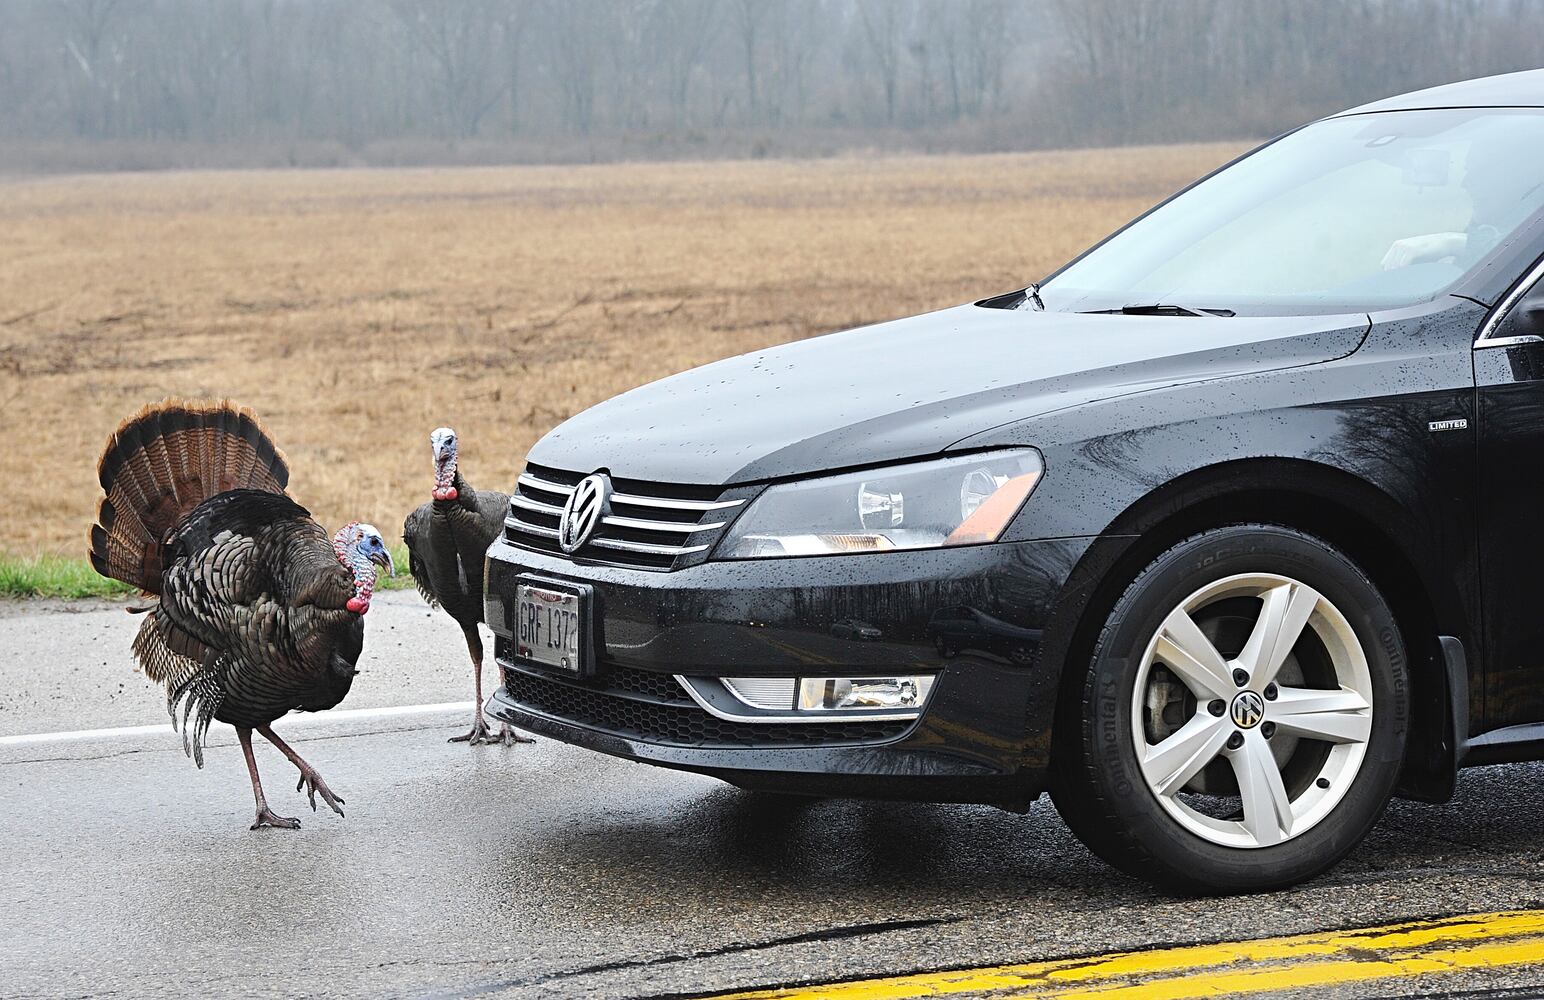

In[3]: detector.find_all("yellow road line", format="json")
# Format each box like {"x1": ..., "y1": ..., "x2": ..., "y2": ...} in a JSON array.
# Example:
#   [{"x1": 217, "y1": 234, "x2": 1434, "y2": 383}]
[{"x1": 699, "y1": 910, "x2": 1544, "y2": 1000}]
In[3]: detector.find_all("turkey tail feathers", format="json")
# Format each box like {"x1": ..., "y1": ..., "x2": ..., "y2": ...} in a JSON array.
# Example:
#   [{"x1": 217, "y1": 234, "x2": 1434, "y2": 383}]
[
  {"x1": 89, "y1": 400, "x2": 289, "y2": 594},
  {"x1": 132, "y1": 610, "x2": 223, "y2": 767}
]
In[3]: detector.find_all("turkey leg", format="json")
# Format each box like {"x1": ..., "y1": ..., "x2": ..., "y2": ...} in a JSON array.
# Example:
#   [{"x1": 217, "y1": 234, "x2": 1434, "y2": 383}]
[
  {"x1": 450, "y1": 625, "x2": 533, "y2": 746},
  {"x1": 257, "y1": 725, "x2": 346, "y2": 817},
  {"x1": 239, "y1": 727, "x2": 300, "y2": 830}
]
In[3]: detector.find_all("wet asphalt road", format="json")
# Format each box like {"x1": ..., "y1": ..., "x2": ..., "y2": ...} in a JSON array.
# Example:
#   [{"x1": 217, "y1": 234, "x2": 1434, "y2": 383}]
[{"x1": 5, "y1": 596, "x2": 1544, "y2": 999}]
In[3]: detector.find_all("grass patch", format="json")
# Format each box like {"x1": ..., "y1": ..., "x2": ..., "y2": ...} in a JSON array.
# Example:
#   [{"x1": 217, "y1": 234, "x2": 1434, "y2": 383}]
[
  {"x1": 0, "y1": 544, "x2": 416, "y2": 599},
  {"x1": 383, "y1": 544, "x2": 414, "y2": 591},
  {"x1": 0, "y1": 554, "x2": 133, "y2": 599}
]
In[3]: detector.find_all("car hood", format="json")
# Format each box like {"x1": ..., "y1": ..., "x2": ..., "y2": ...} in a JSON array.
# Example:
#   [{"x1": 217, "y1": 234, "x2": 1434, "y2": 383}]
[{"x1": 529, "y1": 303, "x2": 1370, "y2": 485}]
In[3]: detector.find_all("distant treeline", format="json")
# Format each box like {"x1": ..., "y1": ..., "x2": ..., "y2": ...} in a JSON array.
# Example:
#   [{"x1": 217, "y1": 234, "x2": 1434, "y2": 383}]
[{"x1": 2, "y1": 0, "x2": 1541, "y2": 171}]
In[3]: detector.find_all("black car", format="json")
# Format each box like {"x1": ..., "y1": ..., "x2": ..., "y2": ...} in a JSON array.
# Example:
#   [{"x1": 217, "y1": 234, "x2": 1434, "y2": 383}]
[{"x1": 485, "y1": 70, "x2": 1544, "y2": 892}]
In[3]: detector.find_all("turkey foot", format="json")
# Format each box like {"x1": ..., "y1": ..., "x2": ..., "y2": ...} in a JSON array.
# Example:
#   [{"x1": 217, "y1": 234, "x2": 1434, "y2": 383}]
[
  {"x1": 450, "y1": 635, "x2": 529, "y2": 746},
  {"x1": 499, "y1": 723, "x2": 534, "y2": 747},
  {"x1": 257, "y1": 725, "x2": 345, "y2": 818},
  {"x1": 293, "y1": 765, "x2": 346, "y2": 816},
  {"x1": 252, "y1": 808, "x2": 301, "y2": 831},
  {"x1": 450, "y1": 714, "x2": 498, "y2": 745}
]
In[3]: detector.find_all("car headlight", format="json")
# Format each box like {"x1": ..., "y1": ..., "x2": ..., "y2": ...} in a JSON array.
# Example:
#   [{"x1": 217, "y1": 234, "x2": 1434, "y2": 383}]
[{"x1": 718, "y1": 449, "x2": 1043, "y2": 559}]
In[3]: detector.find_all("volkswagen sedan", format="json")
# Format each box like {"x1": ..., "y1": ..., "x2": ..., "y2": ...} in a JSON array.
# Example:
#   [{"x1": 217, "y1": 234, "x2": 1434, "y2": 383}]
[{"x1": 485, "y1": 70, "x2": 1544, "y2": 892}]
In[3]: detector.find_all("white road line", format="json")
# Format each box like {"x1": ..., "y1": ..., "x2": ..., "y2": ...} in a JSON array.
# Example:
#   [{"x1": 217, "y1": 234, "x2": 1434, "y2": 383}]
[{"x1": 0, "y1": 701, "x2": 475, "y2": 746}]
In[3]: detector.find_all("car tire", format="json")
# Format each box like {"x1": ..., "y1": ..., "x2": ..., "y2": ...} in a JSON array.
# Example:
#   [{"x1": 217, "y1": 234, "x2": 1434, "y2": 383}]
[{"x1": 1052, "y1": 524, "x2": 1409, "y2": 893}]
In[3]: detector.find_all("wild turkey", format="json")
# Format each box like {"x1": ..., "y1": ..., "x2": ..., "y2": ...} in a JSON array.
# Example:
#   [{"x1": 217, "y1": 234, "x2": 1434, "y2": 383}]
[
  {"x1": 403, "y1": 427, "x2": 531, "y2": 746},
  {"x1": 88, "y1": 400, "x2": 394, "y2": 829}
]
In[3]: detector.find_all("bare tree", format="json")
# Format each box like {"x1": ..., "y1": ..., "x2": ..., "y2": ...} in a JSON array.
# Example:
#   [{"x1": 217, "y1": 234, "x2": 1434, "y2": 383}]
[
  {"x1": 54, "y1": 0, "x2": 122, "y2": 137},
  {"x1": 544, "y1": 0, "x2": 603, "y2": 135},
  {"x1": 858, "y1": 0, "x2": 909, "y2": 125},
  {"x1": 391, "y1": 0, "x2": 510, "y2": 139},
  {"x1": 728, "y1": 0, "x2": 766, "y2": 123},
  {"x1": 650, "y1": 0, "x2": 718, "y2": 127},
  {"x1": 2, "y1": 0, "x2": 1542, "y2": 170},
  {"x1": 765, "y1": 0, "x2": 821, "y2": 126}
]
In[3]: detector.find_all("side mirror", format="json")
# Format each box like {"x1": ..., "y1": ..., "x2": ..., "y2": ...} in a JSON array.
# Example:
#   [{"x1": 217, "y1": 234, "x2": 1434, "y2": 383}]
[{"x1": 1499, "y1": 286, "x2": 1544, "y2": 341}]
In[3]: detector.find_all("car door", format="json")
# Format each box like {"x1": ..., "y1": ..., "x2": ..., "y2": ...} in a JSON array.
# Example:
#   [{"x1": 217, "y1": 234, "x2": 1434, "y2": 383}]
[{"x1": 1474, "y1": 252, "x2": 1544, "y2": 734}]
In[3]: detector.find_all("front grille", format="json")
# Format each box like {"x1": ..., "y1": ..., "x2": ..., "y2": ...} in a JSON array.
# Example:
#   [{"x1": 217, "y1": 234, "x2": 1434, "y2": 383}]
[
  {"x1": 604, "y1": 663, "x2": 695, "y2": 704},
  {"x1": 502, "y1": 664, "x2": 914, "y2": 749},
  {"x1": 503, "y1": 463, "x2": 747, "y2": 570}
]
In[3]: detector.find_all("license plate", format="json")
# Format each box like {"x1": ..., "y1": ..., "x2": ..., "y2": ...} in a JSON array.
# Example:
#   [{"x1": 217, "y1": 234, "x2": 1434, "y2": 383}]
[{"x1": 515, "y1": 581, "x2": 585, "y2": 672}]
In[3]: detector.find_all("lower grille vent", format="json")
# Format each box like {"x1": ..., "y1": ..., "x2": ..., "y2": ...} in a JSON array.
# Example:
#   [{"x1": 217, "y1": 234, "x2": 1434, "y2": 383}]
[{"x1": 502, "y1": 665, "x2": 913, "y2": 749}]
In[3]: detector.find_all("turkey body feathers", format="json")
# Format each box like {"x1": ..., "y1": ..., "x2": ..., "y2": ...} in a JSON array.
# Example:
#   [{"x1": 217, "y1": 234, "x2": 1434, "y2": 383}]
[
  {"x1": 136, "y1": 489, "x2": 362, "y2": 764},
  {"x1": 89, "y1": 402, "x2": 363, "y2": 767},
  {"x1": 403, "y1": 472, "x2": 508, "y2": 629}
]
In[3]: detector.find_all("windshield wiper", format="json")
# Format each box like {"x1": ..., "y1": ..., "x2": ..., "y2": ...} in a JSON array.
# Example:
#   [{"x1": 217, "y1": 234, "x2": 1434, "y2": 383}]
[{"x1": 1082, "y1": 303, "x2": 1236, "y2": 317}]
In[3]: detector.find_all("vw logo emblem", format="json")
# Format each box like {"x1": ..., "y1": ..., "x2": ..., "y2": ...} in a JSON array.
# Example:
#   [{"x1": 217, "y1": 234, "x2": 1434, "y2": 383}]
[
  {"x1": 559, "y1": 473, "x2": 610, "y2": 554},
  {"x1": 1231, "y1": 690, "x2": 1266, "y2": 730}
]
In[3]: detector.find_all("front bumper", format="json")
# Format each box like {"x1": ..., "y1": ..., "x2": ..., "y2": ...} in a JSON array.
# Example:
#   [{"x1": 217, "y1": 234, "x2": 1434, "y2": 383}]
[{"x1": 484, "y1": 535, "x2": 1095, "y2": 809}]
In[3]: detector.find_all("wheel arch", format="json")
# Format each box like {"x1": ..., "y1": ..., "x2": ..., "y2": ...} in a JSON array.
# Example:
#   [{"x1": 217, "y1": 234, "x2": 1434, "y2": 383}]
[{"x1": 1043, "y1": 456, "x2": 1467, "y2": 803}]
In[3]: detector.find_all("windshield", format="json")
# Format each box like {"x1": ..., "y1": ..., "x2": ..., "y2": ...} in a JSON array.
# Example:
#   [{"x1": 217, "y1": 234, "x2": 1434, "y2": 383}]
[{"x1": 1042, "y1": 109, "x2": 1544, "y2": 314}]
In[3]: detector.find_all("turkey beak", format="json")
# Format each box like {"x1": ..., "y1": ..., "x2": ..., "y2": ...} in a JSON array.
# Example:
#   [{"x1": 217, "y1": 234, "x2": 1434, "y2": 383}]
[{"x1": 372, "y1": 549, "x2": 396, "y2": 578}]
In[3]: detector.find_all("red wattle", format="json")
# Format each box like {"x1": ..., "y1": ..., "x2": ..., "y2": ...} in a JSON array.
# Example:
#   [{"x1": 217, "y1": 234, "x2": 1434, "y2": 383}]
[
  {"x1": 347, "y1": 596, "x2": 369, "y2": 614},
  {"x1": 433, "y1": 487, "x2": 457, "y2": 501}
]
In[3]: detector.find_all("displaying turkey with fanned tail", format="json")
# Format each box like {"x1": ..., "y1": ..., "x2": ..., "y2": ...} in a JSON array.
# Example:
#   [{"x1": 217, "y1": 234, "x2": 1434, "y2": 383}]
[
  {"x1": 403, "y1": 427, "x2": 532, "y2": 746},
  {"x1": 89, "y1": 400, "x2": 394, "y2": 829}
]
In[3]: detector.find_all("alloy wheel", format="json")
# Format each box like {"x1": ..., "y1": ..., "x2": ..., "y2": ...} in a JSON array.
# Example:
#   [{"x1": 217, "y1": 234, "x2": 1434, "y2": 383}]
[{"x1": 1131, "y1": 573, "x2": 1374, "y2": 849}]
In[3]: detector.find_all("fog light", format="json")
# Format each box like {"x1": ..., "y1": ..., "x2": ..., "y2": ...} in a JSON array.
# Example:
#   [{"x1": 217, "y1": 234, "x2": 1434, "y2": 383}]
[
  {"x1": 796, "y1": 675, "x2": 935, "y2": 711},
  {"x1": 723, "y1": 677, "x2": 798, "y2": 710}
]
